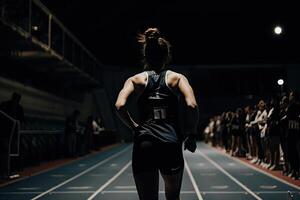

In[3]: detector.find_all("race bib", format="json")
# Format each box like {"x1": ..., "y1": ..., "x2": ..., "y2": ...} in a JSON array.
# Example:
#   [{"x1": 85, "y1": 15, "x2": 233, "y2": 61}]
[
  {"x1": 288, "y1": 120, "x2": 300, "y2": 130},
  {"x1": 153, "y1": 107, "x2": 167, "y2": 120}
]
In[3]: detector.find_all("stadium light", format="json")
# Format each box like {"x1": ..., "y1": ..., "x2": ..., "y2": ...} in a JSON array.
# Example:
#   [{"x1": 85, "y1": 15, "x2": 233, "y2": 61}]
[
  {"x1": 32, "y1": 26, "x2": 39, "y2": 31},
  {"x1": 274, "y1": 26, "x2": 282, "y2": 35},
  {"x1": 277, "y1": 79, "x2": 284, "y2": 86}
]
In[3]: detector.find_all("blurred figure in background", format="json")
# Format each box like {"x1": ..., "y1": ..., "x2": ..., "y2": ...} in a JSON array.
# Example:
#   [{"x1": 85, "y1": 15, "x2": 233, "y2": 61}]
[
  {"x1": 286, "y1": 90, "x2": 300, "y2": 179},
  {"x1": 220, "y1": 112, "x2": 228, "y2": 151},
  {"x1": 0, "y1": 92, "x2": 24, "y2": 123},
  {"x1": 64, "y1": 109, "x2": 80, "y2": 157},
  {"x1": 83, "y1": 115, "x2": 95, "y2": 154},
  {"x1": 230, "y1": 108, "x2": 244, "y2": 157},
  {"x1": 0, "y1": 92, "x2": 24, "y2": 179},
  {"x1": 279, "y1": 96, "x2": 289, "y2": 175},
  {"x1": 245, "y1": 106, "x2": 255, "y2": 160},
  {"x1": 250, "y1": 100, "x2": 267, "y2": 165},
  {"x1": 92, "y1": 116, "x2": 105, "y2": 150},
  {"x1": 267, "y1": 95, "x2": 281, "y2": 170}
]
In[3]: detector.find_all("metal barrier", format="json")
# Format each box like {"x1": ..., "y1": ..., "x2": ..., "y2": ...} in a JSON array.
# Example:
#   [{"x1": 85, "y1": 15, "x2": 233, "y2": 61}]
[
  {"x1": 0, "y1": 0, "x2": 101, "y2": 80},
  {"x1": 0, "y1": 110, "x2": 20, "y2": 178}
]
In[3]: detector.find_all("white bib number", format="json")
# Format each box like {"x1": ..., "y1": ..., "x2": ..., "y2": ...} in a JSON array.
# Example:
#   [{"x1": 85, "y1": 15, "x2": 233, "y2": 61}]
[{"x1": 153, "y1": 108, "x2": 167, "y2": 120}]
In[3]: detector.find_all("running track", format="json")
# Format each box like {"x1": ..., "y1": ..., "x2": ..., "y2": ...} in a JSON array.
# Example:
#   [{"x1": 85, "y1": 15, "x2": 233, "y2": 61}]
[{"x1": 0, "y1": 143, "x2": 299, "y2": 200}]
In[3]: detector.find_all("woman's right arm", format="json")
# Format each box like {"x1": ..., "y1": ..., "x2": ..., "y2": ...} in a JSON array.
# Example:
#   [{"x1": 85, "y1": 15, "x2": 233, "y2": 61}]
[
  {"x1": 115, "y1": 77, "x2": 139, "y2": 129},
  {"x1": 176, "y1": 73, "x2": 199, "y2": 152},
  {"x1": 177, "y1": 74, "x2": 199, "y2": 136}
]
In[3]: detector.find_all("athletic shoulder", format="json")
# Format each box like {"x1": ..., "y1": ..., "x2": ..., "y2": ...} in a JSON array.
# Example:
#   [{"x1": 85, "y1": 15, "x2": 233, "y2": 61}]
[
  {"x1": 167, "y1": 70, "x2": 188, "y2": 87},
  {"x1": 130, "y1": 72, "x2": 147, "y2": 87}
]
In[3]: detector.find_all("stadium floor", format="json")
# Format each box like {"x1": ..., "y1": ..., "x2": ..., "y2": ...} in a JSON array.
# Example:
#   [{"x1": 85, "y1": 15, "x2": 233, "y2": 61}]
[{"x1": 0, "y1": 142, "x2": 300, "y2": 200}]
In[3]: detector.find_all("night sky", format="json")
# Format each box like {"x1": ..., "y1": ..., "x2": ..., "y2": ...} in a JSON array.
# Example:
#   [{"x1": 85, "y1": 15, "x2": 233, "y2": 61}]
[{"x1": 40, "y1": 0, "x2": 300, "y2": 67}]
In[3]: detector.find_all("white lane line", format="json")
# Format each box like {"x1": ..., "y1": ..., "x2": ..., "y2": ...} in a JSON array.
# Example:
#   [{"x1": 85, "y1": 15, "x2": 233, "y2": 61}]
[
  {"x1": 87, "y1": 161, "x2": 132, "y2": 200},
  {"x1": 205, "y1": 144, "x2": 300, "y2": 191},
  {"x1": 255, "y1": 191, "x2": 299, "y2": 194},
  {"x1": 114, "y1": 186, "x2": 136, "y2": 189},
  {"x1": 49, "y1": 191, "x2": 94, "y2": 194},
  {"x1": 202, "y1": 191, "x2": 246, "y2": 194},
  {"x1": 201, "y1": 191, "x2": 300, "y2": 194},
  {"x1": 184, "y1": 159, "x2": 204, "y2": 200},
  {"x1": 211, "y1": 185, "x2": 229, "y2": 189},
  {"x1": 259, "y1": 185, "x2": 277, "y2": 189},
  {"x1": 2, "y1": 190, "x2": 298, "y2": 195},
  {"x1": 67, "y1": 186, "x2": 93, "y2": 190},
  {"x1": 30, "y1": 145, "x2": 131, "y2": 200},
  {"x1": 101, "y1": 190, "x2": 196, "y2": 194},
  {"x1": 197, "y1": 150, "x2": 262, "y2": 200}
]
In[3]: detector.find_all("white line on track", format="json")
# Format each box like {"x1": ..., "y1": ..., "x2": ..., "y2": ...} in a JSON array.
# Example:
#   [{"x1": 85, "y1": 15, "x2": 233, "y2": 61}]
[
  {"x1": 114, "y1": 186, "x2": 136, "y2": 189},
  {"x1": 205, "y1": 144, "x2": 300, "y2": 191},
  {"x1": 197, "y1": 150, "x2": 263, "y2": 200},
  {"x1": 101, "y1": 190, "x2": 197, "y2": 194},
  {"x1": 30, "y1": 145, "x2": 131, "y2": 200},
  {"x1": 86, "y1": 161, "x2": 132, "y2": 200},
  {"x1": 184, "y1": 159, "x2": 204, "y2": 200},
  {"x1": 2, "y1": 190, "x2": 299, "y2": 195}
]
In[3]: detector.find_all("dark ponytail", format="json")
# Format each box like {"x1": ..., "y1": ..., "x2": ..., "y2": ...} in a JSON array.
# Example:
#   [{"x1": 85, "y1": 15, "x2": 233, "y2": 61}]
[{"x1": 137, "y1": 28, "x2": 171, "y2": 71}]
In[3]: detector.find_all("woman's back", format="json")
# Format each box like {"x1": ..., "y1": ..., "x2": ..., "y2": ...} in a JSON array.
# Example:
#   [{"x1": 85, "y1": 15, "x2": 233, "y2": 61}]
[{"x1": 137, "y1": 70, "x2": 180, "y2": 143}]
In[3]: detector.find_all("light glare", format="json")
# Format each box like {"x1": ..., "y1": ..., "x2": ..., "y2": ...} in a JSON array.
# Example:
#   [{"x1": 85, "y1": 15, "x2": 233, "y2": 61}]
[
  {"x1": 274, "y1": 26, "x2": 282, "y2": 35},
  {"x1": 277, "y1": 79, "x2": 284, "y2": 86}
]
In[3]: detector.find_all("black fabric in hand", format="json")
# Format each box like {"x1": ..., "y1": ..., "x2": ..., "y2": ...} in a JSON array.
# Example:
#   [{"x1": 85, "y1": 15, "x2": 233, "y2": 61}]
[
  {"x1": 133, "y1": 125, "x2": 143, "y2": 141},
  {"x1": 184, "y1": 135, "x2": 197, "y2": 153}
]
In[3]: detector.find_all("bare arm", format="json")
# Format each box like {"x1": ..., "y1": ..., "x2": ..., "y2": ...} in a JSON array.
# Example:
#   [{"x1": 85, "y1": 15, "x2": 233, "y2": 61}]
[
  {"x1": 177, "y1": 74, "x2": 199, "y2": 136},
  {"x1": 115, "y1": 76, "x2": 140, "y2": 129}
]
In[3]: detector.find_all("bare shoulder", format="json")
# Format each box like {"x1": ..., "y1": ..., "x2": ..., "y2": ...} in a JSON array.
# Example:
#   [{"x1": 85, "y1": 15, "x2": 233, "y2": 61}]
[
  {"x1": 167, "y1": 70, "x2": 187, "y2": 87},
  {"x1": 131, "y1": 72, "x2": 147, "y2": 87}
]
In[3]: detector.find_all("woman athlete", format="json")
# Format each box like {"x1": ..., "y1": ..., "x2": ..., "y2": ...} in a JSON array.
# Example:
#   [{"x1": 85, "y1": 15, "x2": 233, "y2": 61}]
[{"x1": 115, "y1": 27, "x2": 199, "y2": 200}]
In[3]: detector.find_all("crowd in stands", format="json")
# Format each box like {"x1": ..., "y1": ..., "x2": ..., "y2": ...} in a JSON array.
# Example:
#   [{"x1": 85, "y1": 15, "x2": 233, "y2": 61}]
[
  {"x1": 0, "y1": 92, "x2": 115, "y2": 181},
  {"x1": 64, "y1": 110, "x2": 107, "y2": 158},
  {"x1": 203, "y1": 90, "x2": 300, "y2": 180}
]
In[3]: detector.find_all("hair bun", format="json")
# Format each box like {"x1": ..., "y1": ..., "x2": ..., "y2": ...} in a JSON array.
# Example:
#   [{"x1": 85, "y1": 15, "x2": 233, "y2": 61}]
[{"x1": 144, "y1": 28, "x2": 161, "y2": 41}]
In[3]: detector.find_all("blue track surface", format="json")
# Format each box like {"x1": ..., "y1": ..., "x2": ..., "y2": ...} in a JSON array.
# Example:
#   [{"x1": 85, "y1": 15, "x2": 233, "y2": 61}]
[{"x1": 0, "y1": 142, "x2": 299, "y2": 200}]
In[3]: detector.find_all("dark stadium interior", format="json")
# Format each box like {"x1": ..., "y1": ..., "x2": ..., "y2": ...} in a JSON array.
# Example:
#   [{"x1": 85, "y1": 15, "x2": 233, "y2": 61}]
[{"x1": 1, "y1": 1, "x2": 300, "y2": 200}]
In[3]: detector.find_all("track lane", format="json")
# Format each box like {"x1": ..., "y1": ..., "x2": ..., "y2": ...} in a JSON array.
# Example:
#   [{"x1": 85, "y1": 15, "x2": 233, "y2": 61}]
[
  {"x1": 199, "y1": 142, "x2": 300, "y2": 200},
  {"x1": 184, "y1": 148, "x2": 257, "y2": 200},
  {"x1": 0, "y1": 144, "x2": 131, "y2": 200}
]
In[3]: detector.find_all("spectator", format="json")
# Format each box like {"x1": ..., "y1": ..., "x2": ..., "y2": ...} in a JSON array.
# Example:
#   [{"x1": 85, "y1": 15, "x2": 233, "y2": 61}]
[
  {"x1": 279, "y1": 95, "x2": 289, "y2": 175},
  {"x1": 83, "y1": 115, "x2": 95, "y2": 154},
  {"x1": 267, "y1": 95, "x2": 281, "y2": 170},
  {"x1": 245, "y1": 106, "x2": 255, "y2": 160},
  {"x1": 250, "y1": 100, "x2": 267, "y2": 165},
  {"x1": 204, "y1": 90, "x2": 300, "y2": 181},
  {"x1": 92, "y1": 116, "x2": 105, "y2": 150},
  {"x1": 0, "y1": 92, "x2": 24, "y2": 179},
  {"x1": 230, "y1": 108, "x2": 244, "y2": 157},
  {"x1": 64, "y1": 109, "x2": 80, "y2": 157},
  {"x1": 286, "y1": 90, "x2": 300, "y2": 179},
  {"x1": 220, "y1": 112, "x2": 229, "y2": 150}
]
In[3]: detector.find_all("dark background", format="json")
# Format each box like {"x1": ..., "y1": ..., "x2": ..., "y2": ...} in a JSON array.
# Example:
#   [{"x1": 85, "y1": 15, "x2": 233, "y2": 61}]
[
  {"x1": 40, "y1": 0, "x2": 300, "y2": 66},
  {"x1": 1, "y1": 0, "x2": 300, "y2": 139}
]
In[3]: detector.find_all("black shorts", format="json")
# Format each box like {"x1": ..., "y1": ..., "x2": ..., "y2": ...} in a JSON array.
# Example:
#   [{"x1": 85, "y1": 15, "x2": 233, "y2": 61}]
[{"x1": 132, "y1": 139, "x2": 184, "y2": 175}]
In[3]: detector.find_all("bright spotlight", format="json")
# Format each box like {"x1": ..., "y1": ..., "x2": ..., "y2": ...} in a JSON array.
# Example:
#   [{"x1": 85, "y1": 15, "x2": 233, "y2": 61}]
[
  {"x1": 277, "y1": 79, "x2": 284, "y2": 86},
  {"x1": 32, "y1": 26, "x2": 39, "y2": 31},
  {"x1": 274, "y1": 26, "x2": 282, "y2": 35}
]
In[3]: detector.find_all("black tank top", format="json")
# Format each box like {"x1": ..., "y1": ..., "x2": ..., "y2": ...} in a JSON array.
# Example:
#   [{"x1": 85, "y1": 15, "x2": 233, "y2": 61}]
[{"x1": 137, "y1": 70, "x2": 181, "y2": 143}]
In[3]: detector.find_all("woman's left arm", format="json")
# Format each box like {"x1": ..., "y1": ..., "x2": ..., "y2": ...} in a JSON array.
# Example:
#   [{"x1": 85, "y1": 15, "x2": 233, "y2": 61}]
[{"x1": 115, "y1": 77, "x2": 139, "y2": 129}]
